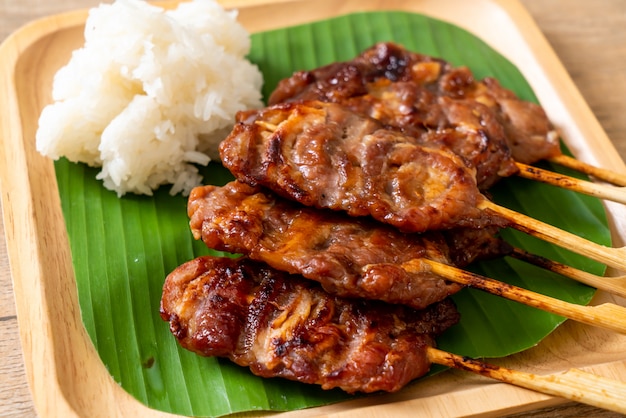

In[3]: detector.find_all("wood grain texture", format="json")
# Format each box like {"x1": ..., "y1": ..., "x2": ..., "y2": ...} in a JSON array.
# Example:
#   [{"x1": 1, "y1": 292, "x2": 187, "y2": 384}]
[{"x1": 1, "y1": 0, "x2": 625, "y2": 417}]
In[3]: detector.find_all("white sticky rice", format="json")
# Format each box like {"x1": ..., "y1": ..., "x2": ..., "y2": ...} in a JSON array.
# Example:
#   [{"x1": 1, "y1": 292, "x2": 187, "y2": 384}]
[{"x1": 36, "y1": 0, "x2": 264, "y2": 196}]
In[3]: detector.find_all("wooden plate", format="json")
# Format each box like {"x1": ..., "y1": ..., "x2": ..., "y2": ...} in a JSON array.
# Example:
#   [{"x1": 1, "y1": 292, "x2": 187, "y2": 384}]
[{"x1": 1, "y1": 0, "x2": 626, "y2": 416}]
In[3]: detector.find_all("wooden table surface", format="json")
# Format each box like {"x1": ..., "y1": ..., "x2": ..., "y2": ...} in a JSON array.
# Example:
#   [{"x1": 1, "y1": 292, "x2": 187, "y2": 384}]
[{"x1": 1, "y1": 0, "x2": 625, "y2": 417}]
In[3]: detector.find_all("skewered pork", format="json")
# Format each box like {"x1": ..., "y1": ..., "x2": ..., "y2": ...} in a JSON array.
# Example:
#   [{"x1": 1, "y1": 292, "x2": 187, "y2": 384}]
[
  {"x1": 219, "y1": 100, "x2": 510, "y2": 233},
  {"x1": 160, "y1": 255, "x2": 460, "y2": 393},
  {"x1": 268, "y1": 42, "x2": 559, "y2": 188},
  {"x1": 188, "y1": 181, "x2": 509, "y2": 309}
]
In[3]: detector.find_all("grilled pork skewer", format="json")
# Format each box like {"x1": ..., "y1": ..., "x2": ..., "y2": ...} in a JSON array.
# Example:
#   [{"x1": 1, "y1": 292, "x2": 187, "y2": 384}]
[
  {"x1": 270, "y1": 41, "x2": 626, "y2": 199},
  {"x1": 188, "y1": 180, "x2": 506, "y2": 310},
  {"x1": 219, "y1": 100, "x2": 626, "y2": 271},
  {"x1": 224, "y1": 101, "x2": 500, "y2": 233},
  {"x1": 221, "y1": 100, "x2": 506, "y2": 232},
  {"x1": 160, "y1": 255, "x2": 461, "y2": 394},
  {"x1": 160, "y1": 256, "x2": 626, "y2": 413},
  {"x1": 189, "y1": 181, "x2": 626, "y2": 334}
]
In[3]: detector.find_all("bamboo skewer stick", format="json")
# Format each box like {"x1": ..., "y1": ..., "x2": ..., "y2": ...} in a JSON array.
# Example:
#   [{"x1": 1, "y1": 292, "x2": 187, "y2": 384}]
[
  {"x1": 479, "y1": 199, "x2": 626, "y2": 272},
  {"x1": 510, "y1": 248, "x2": 626, "y2": 299},
  {"x1": 426, "y1": 347, "x2": 626, "y2": 414},
  {"x1": 516, "y1": 162, "x2": 626, "y2": 205},
  {"x1": 403, "y1": 259, "x2": 626, "y2": 335},
  {"x1": 550, "y1": 154, "x2": 626, "y2": 187}
]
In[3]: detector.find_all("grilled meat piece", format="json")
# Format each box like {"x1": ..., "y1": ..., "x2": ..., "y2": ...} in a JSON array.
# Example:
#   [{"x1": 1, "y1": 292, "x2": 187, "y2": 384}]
[
  {"x1": 269, "y1": 42, "x2": 559, "y2": 186},
  {"x1": 160, "y1": 255, "x2": 460, "y2": 393},
  {"x1": 481, "y1": 77, "x2": 560, "y2": 165},
  {"x1": 188, "y1": 180, "x2": 468, "y2": 309},
  {"x1": 219, "y1": 100, "x2": 509, "y2": 233}
]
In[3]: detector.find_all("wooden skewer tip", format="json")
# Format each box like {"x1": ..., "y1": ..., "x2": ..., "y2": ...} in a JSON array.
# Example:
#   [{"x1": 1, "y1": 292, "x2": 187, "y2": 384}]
[{"x1": 426, "y1": 347, "x2": 626, "y2": 414}]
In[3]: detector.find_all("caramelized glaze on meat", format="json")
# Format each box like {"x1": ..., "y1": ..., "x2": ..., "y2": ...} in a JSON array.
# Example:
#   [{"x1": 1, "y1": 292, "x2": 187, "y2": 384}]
[
  {"x1": 160, "y1": 255, "x2": 460, "y2": 393},
  {"x1": 269, "y1": 42, "x2": 560, "y2": 186},
  {"x1": 219, "y1": 100, "x2": 507, "y2": 233},
  {"x1": 188, "y1": 180, "x2": 466, "y2": 309}
]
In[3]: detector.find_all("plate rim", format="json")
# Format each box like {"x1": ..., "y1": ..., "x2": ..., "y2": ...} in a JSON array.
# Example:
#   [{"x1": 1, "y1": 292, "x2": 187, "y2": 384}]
[{"x1": 1, "y1": 0, "x2": 626, "y2": 417}]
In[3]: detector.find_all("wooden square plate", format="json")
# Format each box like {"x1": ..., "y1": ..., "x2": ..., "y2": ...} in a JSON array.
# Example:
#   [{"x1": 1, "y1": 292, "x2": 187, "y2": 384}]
[{"x1": 1, "y1": 0, "x2": 625, "y2": 416}]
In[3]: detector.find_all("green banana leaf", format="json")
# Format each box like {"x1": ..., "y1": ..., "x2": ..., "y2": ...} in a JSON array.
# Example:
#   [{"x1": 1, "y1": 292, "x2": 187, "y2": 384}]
[{"x1": 55, "y1": 10, "x2": 609, "y2": 418}]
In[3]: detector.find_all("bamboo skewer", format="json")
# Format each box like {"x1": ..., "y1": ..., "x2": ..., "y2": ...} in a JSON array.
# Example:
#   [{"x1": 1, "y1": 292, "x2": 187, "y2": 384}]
[
  {"x1": 516, "y1": 162, "x2": 626, "y2": 205},
  {"x1": 403, "y1": 259, "x2": 626, "y2": 335},
  {"x1": 510, "y1": 248, "x2": 626, "y2": 299},
  {"x1": 426, "y1": 347, "x2": 626, "y2": 414},
  {"x1": 550, "y1": 154, "x2": 626, "y2": 187},
  {"x1": 479, "y1": 199, "x2": 626, "y2": 272}
]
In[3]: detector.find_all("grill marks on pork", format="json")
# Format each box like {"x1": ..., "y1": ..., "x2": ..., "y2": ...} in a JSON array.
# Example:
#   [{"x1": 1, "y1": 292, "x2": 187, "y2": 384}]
[
  {"x1": 188, "y1": 180, "x2": 471, "y2": 309},
  {"x1": 160, "y1": 255, "x2": 460, "y2": 393},
  {"x1": 268, "y1": 42, "x2": 560, "y2": 187},
  {"x1": 220, "y1": 100, "x2": 507, "y2": 233}
]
